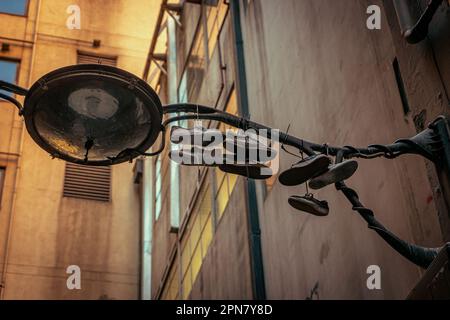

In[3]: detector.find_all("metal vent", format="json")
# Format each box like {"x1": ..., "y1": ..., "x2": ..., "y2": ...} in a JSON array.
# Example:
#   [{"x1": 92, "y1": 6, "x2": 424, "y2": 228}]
[
  {"x1": 63, "y1": 163, "x2": 111, "y2": 202},
  {"x1": 77, "y1": 51, "x2": 117, "y2": 66}
]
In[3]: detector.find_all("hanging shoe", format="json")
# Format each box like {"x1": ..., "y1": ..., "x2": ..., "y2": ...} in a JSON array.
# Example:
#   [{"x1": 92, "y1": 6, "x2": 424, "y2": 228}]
[
  {"x1": 288, "y1": 194, "x2": 329, "y2": 216},
  {"x1": 308, "y1": 160, "x2": 358, "y2": 190},
  {"x1": 224, "y1": 133, "x2": 277, "y2": 163},
  {"x1": 170, "y1": 126, "x2": 223, "y2": 147},
  {"x1": 169, "y1": 145, "x2": 223, "y2": 167},
  {"x1": 219, "y1": 163, "x2": 273, "y2": 180},
  {"x1": 278, "y1": 154, "x2": 331, "y2": 186}
]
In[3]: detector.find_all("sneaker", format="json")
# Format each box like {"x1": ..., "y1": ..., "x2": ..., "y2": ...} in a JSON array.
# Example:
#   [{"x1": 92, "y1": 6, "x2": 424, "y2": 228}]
[
  {"x1": 169, "y1": 145, "x2": 222, "y2": 167},
  {"x1": 308, "y1": 160, "x2": 358, "y2": 190},
  {"x1": 223, "y1": 133, "x2": 277, "y2": 163},
  {"x1": 288, "y1": 194, "x2": 329, "y2": 216},
  {"x1": 218, "y1": 163, "x2": 273, "y2": 180},
  {"x1": 279, "y1": 154, "x2": 331, "y2": 186},
  {"x1": 170, "y1": 126, "x2": 223, "y2": 147}
]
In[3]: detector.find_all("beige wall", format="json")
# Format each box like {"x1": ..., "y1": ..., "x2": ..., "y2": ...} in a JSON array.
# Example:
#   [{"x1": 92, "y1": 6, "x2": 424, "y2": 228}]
[
  {"x1": 0, "y1": 0, "x2": 160, "y2": 299},
  {"x1": 242, "y1": 0, "x2": 446, "y2": 299}
]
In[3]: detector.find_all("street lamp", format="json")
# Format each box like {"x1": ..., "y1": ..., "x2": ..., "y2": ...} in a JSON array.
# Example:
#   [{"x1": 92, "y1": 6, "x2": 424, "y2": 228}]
[
  {"x1": 1, "y1": 64, "x2": 449, "y2": 270},
  {"x1": 20, "y1": 64, "x2": 163, "y2": 166}
]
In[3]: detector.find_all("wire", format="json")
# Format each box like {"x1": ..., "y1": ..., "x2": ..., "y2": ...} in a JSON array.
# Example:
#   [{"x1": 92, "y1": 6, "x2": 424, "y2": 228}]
[
  {"x1": 161, "y1": 104, "x2": 434, "y2": 162},
  {"x1": 106, "y1": 126, "x2": 166, "y2": 162},
  {"x1": 281, "y1": 145, "x2": 303, "y2": 159},
  {"x1": 0, "y1": 93, "x2": 24, "y2": 115},
  {"x1": 0, "y1": 80, "x2": 28, "y2": 96}
]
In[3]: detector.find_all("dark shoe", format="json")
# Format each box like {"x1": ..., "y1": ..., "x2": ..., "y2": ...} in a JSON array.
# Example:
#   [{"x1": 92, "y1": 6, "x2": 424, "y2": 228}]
[
  {"x1": 308, "y1": 160, "x2": 358, "y2": 190},
  {"x1": 219, "y1": 163, "x2": 273, "y2": 180},
  {"x1": 169, "y1": 145, "x2": 222, "y2": 167},
  {"x1": 288, "y1": 194, "x2": 329, "y2": 216},
  {"x1": 224, "y1": 133, "x2": 277, "y2": 163},
  {"x1": 279, "y1": 154, "x2": 331, "y2": 186},
  {"x1": 170, "y1": 126, "x2": 223, "y2": 147}
]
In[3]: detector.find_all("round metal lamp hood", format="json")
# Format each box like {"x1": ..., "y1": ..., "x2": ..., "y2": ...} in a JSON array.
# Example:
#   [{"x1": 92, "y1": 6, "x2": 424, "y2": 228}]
[{"x1": 23, "y1": 64, "x2": 163, "y2": 166}]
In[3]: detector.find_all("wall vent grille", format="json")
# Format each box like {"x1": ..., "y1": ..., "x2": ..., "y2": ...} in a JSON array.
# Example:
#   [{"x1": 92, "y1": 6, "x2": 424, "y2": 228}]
[
  {"x1": 63, "y1": 163, "x2": 111, "y2": 202},
  {"x1": 77, "y1": 51, "x2": 117, "y2": 66}
]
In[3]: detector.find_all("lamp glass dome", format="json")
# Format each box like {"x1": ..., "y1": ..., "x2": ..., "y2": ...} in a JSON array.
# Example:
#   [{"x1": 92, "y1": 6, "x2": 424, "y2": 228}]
[{"x1": 23, "y1": 64, "x2": 163, "y2": 166}]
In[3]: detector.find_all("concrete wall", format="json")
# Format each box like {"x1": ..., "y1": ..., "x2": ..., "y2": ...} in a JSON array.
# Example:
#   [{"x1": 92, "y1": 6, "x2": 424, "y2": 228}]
[
  {"x1": 0, "y1": 0, "x2": 159, "y2": 299},
  {"x1": 241, "y1": 0, "x2": 447, "y2": 299},
  {"x1": 382, "y1": 0, "x2": 450, "y2": 240}
]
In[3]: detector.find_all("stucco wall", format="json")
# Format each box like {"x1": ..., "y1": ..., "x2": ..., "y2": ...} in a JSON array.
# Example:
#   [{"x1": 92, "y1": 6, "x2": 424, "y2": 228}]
[{"x1": 241, "y1": 0, "x2": 446, "y2": 299}]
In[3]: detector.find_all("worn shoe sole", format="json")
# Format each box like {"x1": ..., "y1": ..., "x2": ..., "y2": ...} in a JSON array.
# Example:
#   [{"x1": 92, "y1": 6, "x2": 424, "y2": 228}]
[
  {"x1": 288, "y1": 195, "x2": 329, "y2": 216},
  {"x1": 224, "y1": 138, "x2": 278, "y2": 162},
  {"x1": 219, "y1": 164, "x2": 273, "y2": 180},
  {"x1": 308, "y1": 160, "x2": 358, "y2": 190},
  {"x1": 279, "y1": 155, "x2": 331, "y2": 186}
]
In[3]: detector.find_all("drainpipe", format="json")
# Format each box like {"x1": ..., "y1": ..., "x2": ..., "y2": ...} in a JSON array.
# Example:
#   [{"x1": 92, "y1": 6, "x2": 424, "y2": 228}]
[
  {"x1": 167, "y1": 16, "x2": 181, "y2": 233},
  {"x1": 140, "y1": 158, "x2": 154, "y2": 300},
  {"x1": 230, "y1": 0, "x2": 266, "y2": 300}
]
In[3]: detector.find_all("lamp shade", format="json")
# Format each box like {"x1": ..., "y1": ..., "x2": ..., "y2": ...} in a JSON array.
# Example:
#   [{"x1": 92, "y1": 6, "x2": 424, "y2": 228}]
[{"x1": 23, "y1": 64, "x2": 163, "y2": 166}]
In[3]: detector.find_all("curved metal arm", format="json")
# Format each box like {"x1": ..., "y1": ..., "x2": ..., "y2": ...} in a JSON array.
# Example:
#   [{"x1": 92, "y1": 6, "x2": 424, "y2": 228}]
[
  {"x1": 162, "y1": 109, "x2": 317, "y2": 155},
  {"x1": 163, "y1": 103, "x2": 219, "y2": 115},
  {"x1": 335, "y1": 180, "x2": 439, "y2": 269},
  {"x1": 332, "y1": 148, "x2": 440, "y2": 269},
  {"x1": 0, "y1": 92, "x2": 24, "y2": 115},
  {"x1": 140, "y1": 125, "x2": 167, "y2": 157},
  {"x1": 0, "y1": 80, "x2": 28, "y2": 96},
  {"x1": 163, "y1": 104, "x2": 446, "y2": 268},
  {"x1": 163, "y1": 103, "x2": 446, "y2": 163},
  {"x1": 106, "y1": 125, "x2": 167, "y2": 162},
  {"x1": 0, "y1": 80, "x2": 27, "y2": 115}
]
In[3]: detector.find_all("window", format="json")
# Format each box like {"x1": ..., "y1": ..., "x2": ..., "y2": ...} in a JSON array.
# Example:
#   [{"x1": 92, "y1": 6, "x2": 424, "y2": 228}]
[
  {"x1": 215, "y1": 89, "x2": 238, "y2": 220},
  {"x1": 205, "y1": 0, "x2": 229, "y2": 59},
  {"x1": 177, "y1": 70, "x2": 190, "y2": 128},
  {"x1": 63, "y1": 164, "x2": 111, "y2": 202},
  {"x1": 0, "y1": 0, "x2": 28, "y2": 15},
  {"x1": 154, "y1": 145, "x2": 171, "y2": 222},
  {"x1": 0, "y1": 167, "x2": 5, "y2": 205},
  {"x1": 180, "y1": 181, "x2": 213, "y2": 299},
  {"x1": 178, "y1": 71, "x2": 188, "y2": 104},
  {"x1": 0, "y1": 59, "x2": 19, "y2": 97},
  {"x1": 161, "y1": 254, "x2": 180, "y2": 300},
  {"x1": 186, "y1": 23, "x2": 207, "y2": 100}
]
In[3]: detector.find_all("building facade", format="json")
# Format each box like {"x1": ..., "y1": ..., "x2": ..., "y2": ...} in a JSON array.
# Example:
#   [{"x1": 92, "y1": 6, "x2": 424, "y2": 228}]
[
  {"x1": 0, "y1": 0, "x2": 159, "y2": 299},
  {"x1": 146, "y1": 0, "x2": 450, "y2": 300},
  {"x1": 1, "y1": 0, "x2": 448, "y2": 301}
]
